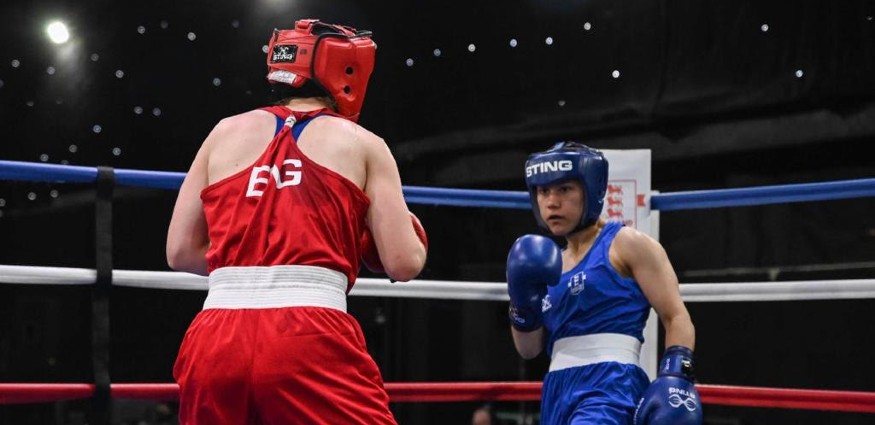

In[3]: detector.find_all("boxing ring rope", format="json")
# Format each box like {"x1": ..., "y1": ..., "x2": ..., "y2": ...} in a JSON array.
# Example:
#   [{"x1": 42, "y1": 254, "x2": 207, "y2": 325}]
[
  {"x1": 3, "y1": 382, "x2": 875, "y2": 413},
  {"x1": 3, "y1": 159, "x2": 875, "y2": 209},
  {"x1": 2, "y1": 264, "x2": 875, "y2": 302},
  {"x1": 2, "y1": 159, "x2": 875, "y2": 416}
]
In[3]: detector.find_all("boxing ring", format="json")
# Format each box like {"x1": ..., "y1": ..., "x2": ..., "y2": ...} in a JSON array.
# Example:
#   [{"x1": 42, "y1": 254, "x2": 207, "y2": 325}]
[{"x1": 2, "y1": 159, "x2": 875, "y2": 422}]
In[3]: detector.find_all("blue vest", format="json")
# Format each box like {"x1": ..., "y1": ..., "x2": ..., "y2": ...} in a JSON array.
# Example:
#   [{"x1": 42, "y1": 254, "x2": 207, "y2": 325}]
[{"x1": 543, "y1": 221, "x2": 651, "y2": 357}]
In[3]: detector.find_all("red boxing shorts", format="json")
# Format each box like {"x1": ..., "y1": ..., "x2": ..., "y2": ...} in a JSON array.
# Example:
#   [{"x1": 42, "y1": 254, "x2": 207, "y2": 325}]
[{"x1": 173, "y1": 265, "x2": 396, "y2": 425}]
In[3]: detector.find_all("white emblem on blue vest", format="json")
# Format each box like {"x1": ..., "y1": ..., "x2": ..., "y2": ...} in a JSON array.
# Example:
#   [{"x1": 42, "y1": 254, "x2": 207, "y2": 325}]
[{"x1": 569, "y1": 272, "x2": 586, "y2": 296}]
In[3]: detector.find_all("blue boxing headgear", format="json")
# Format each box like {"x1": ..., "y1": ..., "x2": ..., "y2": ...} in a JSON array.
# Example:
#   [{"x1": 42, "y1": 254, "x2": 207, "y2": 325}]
[{"x1": 525, "y1": 142, "x2": 608, "y2": 233}]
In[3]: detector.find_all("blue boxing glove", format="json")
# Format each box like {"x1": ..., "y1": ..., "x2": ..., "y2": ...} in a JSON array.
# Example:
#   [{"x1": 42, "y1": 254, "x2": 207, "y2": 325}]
[
  {"x1": 634, "y1": 346, "x2": 703, "y2": 425},
  {"x1": 506, "y1": 234, "x2": 562, "y2": 332}
]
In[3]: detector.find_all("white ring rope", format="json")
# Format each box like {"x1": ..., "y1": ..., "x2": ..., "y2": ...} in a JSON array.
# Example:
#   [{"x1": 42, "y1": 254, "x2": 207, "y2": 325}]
[{"x1": 1, "y1": 264, "x2": 874, "y2": 302}]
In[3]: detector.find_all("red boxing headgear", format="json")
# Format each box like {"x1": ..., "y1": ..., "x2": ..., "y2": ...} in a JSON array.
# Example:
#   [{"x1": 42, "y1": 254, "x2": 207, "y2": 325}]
[{"x1": 266, "y1": 19, "x2": 376, "y2": 122}]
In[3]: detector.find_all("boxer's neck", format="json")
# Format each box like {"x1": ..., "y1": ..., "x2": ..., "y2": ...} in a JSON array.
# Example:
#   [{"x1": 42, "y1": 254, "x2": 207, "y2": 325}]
[{"x1": 283, "y1": 97, "x2": 333, "y2": 112}]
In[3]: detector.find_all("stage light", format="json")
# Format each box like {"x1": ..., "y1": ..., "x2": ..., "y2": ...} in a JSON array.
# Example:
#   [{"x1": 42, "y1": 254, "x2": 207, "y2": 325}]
[{"x1": 47, "y1": 21, "x2": 70, "y2": 44}]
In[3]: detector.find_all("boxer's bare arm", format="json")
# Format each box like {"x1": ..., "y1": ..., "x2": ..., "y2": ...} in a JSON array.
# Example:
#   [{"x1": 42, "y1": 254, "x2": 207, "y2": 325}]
[
  {"x1": 613, "y1": 227, "x2": 695, "y2": 350},
  {"x1": 359, "y1": 129, "x2": 426, "y2": 282},
  {"x1": 166, "y1": 137, "x2": 211, "y2": 276},
  {"x1": 511, "y1": 327, "x2": 545, "y2": 359}
]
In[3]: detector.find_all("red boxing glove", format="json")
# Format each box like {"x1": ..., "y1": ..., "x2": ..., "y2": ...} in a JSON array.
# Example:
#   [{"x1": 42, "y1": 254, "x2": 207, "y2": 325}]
[
  {"x1": 360, "y1": 225, "x2": 384, "y2": 273},
  {"x1": 360, "y1": 212, "x2": 428, "y2": 274},
  {"x1": 409, "y1": 211, "x2": 428, "y2": 252}
]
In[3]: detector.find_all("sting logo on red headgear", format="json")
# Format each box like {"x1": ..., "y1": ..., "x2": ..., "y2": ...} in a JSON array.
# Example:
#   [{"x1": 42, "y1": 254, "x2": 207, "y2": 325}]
[
  {"x1": 266, "y1": 19, "x2": 376, "y2": 122},
  {"x1": 271, "y1": 45, "x2": 298, "y2": 63}
]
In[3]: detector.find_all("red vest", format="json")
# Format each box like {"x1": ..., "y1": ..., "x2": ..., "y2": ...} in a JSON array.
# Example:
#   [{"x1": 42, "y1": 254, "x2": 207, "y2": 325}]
[{"x1": 201, "y1": 106, "x2": 370, "y2": 289}]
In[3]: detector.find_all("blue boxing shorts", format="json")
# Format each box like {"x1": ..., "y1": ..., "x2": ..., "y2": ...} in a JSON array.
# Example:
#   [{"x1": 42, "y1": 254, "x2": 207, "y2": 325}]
[{"x1": 541, "y1": 362, "x2": 650, "y2": 425}]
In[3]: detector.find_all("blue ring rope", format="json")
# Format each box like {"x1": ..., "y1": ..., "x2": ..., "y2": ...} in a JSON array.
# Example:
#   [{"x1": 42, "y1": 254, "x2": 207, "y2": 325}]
[
  {"x1": 2, "y1": 160, "x2": 874, "y2": 211},
  {"x1": 652, "y1": 179, "x2": 875, "y2": 211}
]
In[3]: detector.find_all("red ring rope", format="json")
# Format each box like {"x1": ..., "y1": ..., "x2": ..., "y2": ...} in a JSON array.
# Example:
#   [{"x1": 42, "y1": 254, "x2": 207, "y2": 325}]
[{"x1": 1, "y1": 382, "x2": 873, "y2": 413}]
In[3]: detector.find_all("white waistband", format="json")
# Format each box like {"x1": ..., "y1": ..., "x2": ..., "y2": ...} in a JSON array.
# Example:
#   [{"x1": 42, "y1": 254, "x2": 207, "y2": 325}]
[
  {"x1": 549, "y1": 333, "x2": 642, "y2": 372},
  {"x1": 204, "y1": 265, "x2": 348, "y2": 311}
]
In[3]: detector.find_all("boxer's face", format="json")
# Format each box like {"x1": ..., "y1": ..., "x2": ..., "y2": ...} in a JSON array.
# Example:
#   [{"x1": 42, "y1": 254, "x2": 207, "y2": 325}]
[{"x1": 536, "y1": 179, "x2": 584, "y2": 236}]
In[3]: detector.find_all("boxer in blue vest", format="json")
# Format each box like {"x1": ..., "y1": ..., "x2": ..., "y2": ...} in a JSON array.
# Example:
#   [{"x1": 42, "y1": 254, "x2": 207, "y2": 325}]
[{"x1": 506, "y1": 142, "x2": 702, "y2": 425}]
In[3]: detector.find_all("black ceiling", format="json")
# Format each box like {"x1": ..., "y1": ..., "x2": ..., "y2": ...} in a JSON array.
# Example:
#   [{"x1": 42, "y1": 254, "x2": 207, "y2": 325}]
[{"x1": 1, "y1": 0, "x2": 874, "y2": 212}]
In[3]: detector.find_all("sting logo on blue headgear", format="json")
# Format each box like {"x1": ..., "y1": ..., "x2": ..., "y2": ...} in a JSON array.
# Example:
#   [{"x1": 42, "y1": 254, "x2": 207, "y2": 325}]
[{"x1": 524, "y1": 142, "x2": 608, "y2": 234}]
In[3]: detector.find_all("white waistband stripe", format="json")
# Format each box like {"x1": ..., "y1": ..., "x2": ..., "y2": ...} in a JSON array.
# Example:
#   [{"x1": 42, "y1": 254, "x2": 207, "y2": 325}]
[
  {"x1": 203, "y1": 265, "x2": 348, "y2": 311},
  {"x1": 549, "y1": 333, "x2": 642, "y2": 372}
]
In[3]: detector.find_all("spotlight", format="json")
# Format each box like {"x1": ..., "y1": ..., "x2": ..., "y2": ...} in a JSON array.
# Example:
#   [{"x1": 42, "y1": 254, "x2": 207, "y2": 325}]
[{"x1": 47, "y1": 21, "x2": 70, "y2": 44}]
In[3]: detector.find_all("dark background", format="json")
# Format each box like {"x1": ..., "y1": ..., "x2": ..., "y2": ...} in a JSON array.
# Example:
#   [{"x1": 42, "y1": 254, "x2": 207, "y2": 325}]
[{"x1": 2, "y1": 0, "x2": 875, "y2": 424}]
